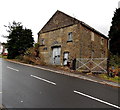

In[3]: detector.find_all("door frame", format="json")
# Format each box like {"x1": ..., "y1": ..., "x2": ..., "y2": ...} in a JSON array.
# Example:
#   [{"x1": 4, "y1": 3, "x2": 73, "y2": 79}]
[{"x1": 52, "y1": 46, "x2": 61, "y2": 65}]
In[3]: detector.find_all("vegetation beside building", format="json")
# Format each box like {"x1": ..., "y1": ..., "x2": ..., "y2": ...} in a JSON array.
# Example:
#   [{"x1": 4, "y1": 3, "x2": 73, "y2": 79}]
[
  {"x1": 109, "y1": 8, "x2": 120, "y2": 55},
  {"x1": 108, "y1": 7, "x2": 120, "y2": 78},
  {"x1": 4, "y1": 21, "x2": 34, "y2": 59}
]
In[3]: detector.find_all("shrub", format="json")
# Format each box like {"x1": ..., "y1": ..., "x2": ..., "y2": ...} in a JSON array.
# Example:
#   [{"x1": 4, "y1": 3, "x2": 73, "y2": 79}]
[
  {"x1": 15, "y1": 44, "x2": 46, "y2": 66},
  {"x1": 109, "y1": 53, "x2": 120, "y2": 67},
  {"x1": 109, "y1": 53, "x2": 120, "y2": 77}
]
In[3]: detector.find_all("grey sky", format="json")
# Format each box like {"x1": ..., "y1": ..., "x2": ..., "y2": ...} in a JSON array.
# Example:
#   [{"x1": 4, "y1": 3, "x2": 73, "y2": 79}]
[
  {"x1": 0, "y1": 0, "x2": 119, "y2": 43},
  {"x1": 119, "y1": 1, "x2": 120, "y2": 8}
]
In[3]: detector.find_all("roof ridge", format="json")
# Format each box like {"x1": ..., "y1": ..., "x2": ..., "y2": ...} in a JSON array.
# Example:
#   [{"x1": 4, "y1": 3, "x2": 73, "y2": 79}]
[{"x1": 39, "y1": 10, "x2": 108, "y2": 39}]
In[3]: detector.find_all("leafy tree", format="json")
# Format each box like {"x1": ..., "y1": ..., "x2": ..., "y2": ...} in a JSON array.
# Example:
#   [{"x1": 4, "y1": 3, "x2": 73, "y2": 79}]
[
  {"x1": 5, "y1": 21, "x2": 34, "y2": 59},
  {"x1": 108, "y1": 8, "x2": 120, "y2": 55}
]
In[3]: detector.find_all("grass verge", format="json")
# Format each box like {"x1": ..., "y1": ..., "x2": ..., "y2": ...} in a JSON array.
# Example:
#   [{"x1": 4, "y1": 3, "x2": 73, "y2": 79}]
[
  {"x1": 98, "y1": 74, "x2": 120, "y2": 83},
  {"x1": 0, "y1": 55, "x2": 7, "y2": 59}
]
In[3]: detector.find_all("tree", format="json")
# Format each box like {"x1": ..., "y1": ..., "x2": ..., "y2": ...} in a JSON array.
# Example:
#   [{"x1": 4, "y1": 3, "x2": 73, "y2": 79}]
[
  {"x1": 5, "y1": 21, "x2": 34, "y2": 59},
  {"x1": 108, "y1": 8, "x2": 120, "y2": 55}
]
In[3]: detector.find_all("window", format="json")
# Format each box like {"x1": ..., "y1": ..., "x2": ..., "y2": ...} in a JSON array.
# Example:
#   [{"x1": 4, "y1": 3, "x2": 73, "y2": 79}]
[
  {"x1": 40, "y1": 38, "x2": 45, "y2": 45},
  {"x1": 91, "y1": 32, "x2": 94, "y2": 41},
  {"x1": 101, "y1": 38, "x2": 104, "y2": 45},
  {"x1": 43, "y1": 47, "x2": 47, "y2": 50},
  {"x1": 67, "y1": 32, "x2": 73, "y2": 42}
]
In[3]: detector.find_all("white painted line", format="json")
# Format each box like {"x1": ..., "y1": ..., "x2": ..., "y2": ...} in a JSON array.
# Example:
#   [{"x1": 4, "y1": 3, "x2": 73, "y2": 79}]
[
  {"x1": 74, "y1": 90, "x2": 120, "y2": 109},
  {"x1": 0, "y1": 92, "x2": 2, "y2": 94},
  {"x1": 7, "y1": 60, "x2": 61, "y2": 74},
  {"x1": 30, "y1": 75, "x2": 56, "y2": 86},
  {"x1": 7, "y1": 66, "x2": 19, "y2": 72}
]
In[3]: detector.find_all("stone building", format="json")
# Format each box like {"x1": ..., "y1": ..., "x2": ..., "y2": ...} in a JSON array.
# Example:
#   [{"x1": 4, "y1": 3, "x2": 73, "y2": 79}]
[{"x1": 38, "y1": 10, "x2": 109, "y2": 72}]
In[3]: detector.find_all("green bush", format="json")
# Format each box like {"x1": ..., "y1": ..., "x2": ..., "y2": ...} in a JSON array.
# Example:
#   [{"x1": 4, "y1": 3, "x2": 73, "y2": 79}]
[
  {"x1": 108, "y1": 53, "x2": 120, "y2": 77},
  {"x1": 109, "y1": 53, "x2": 120, "y2": 67}
]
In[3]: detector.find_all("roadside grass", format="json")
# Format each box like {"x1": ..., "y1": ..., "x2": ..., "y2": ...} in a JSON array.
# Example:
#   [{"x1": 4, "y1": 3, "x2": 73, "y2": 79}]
[
  {"x1": 0, "y1": 55, "x2": 7, "y2": 59},
  {"x1": 98, "y1": 74, "x2": 120, "y2": 83}
]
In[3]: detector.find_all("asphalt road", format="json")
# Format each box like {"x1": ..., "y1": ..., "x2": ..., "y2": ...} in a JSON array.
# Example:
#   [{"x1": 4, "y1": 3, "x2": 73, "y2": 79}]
[{"x1": 2, "y1": 59, "x2": 120, "y2": 109}]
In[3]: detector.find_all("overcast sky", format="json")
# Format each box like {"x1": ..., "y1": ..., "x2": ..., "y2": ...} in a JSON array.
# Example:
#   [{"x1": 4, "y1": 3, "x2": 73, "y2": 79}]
[{"x1": 0, "y1": 0, "x2": 119, "y2": 43}]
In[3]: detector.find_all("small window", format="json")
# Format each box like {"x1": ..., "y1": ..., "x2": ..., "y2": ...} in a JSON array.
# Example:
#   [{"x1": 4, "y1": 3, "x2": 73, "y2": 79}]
[
  {"x1": 91, "y1": 32, "x2": 94, "y2": 41},
  {"x1": 43, "y1": 47, "x2": 47, "y2": 50},
  {"x1": 40, "y1": 38, "x2": 45, "y2": 45},
  {"x1": 101, "y1": 38, "x2": 104, "y2": 45},
  {"x1": 67, "y1": 32, "x2": 73, "y2": 42}
]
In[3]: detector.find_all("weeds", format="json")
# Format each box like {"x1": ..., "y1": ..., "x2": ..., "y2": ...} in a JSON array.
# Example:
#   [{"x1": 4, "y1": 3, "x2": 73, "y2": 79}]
[{"x1": 99, "y1": 74, "x2": 120, "y2": 83}]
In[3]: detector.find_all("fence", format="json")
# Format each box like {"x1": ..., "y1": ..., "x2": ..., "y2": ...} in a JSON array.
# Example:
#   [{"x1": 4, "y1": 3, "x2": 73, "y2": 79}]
[{"x1": 76, "y1": 58, "x2": 108, "y2": 73}]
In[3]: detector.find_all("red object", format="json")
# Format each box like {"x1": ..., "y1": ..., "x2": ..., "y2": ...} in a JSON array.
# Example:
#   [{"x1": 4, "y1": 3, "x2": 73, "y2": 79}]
[{"x1": 3, "y1": 52, "x2": 8, "y2": 56}]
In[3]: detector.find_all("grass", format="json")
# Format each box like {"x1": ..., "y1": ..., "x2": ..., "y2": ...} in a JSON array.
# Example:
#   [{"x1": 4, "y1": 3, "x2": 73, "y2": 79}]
[
  {"x1": 0, "y1": 55, "x2": 7, "y2": 59},
  {"x1": 98, "y1": 74, "x2": 120, "y2": 83}
]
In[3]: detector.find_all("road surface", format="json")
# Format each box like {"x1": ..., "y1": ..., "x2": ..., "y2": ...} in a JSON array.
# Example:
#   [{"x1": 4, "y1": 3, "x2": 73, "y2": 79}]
[{"x1": 2, "y1": 59, "x2": 120, "y2": 108}]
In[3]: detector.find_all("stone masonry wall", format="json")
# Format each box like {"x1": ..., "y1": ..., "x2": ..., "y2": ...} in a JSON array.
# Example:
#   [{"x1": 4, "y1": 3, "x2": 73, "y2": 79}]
[
  {"x1": 38, "y1": 23, "x2": 108, "y2": 65},
  {"x1": 79, "y1": 25, "x2": 108, "y2": 58},
  {"x1": 39, "y1": 24, "x2": 81, "y2": 65}
]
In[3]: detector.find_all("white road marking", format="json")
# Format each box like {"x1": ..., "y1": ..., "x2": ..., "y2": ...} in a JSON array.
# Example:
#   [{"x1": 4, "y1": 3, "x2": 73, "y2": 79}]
[
  {"x1": 30, "y1": 75, "x2": 56, "y2": 86},
  {"x1": 74, "y1": 90, "x2": 120, "y2": 109},
  {"x1": 7, "y1": 66, "x2": 19, "y2": 72},
  {"x1": 0, "y1": 92, "x2": 2, "y2": 94}
]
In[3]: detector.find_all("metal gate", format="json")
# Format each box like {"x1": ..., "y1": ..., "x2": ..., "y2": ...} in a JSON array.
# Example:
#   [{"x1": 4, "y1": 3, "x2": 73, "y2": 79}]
[{"x1": 76, "y1": 58, "x2": 108, "y2": 73}]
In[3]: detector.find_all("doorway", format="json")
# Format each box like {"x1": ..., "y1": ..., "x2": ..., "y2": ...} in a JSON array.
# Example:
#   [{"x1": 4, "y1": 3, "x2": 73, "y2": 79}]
[
  {"x1": 63, "y1": 52, "x2": 69, "y2": 65},
  {"x1": 52, "y1": 47, "x2": 61, "y2": 65}
]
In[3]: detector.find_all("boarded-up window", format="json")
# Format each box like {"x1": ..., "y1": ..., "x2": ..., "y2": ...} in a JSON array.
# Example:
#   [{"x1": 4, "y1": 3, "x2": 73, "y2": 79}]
[
  {"x1": 68, "y1": 32, "x2": 73, "y2": 41},
  {"x1": 91, "y1": 32, "x2": 94, "y2": 41}
]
